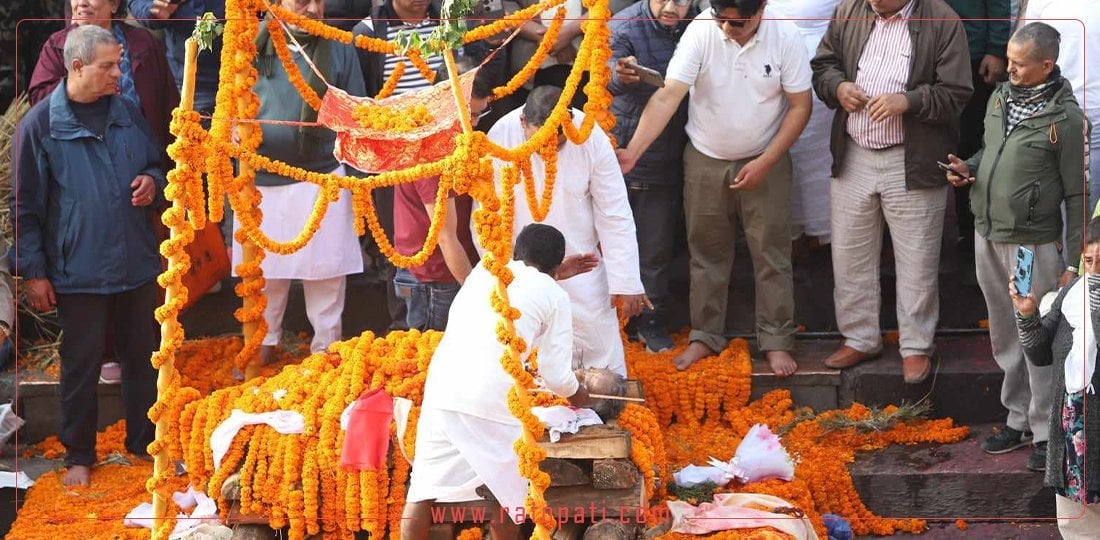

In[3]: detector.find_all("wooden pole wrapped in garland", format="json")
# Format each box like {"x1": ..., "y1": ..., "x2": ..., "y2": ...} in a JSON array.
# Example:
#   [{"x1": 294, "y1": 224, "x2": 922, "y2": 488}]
[
  {"x1": 148, "y1": 37, "x2": 200, "y2": 539},
  {"x1": 146, "y1": 0, "x2": 619, "y2": 537}
]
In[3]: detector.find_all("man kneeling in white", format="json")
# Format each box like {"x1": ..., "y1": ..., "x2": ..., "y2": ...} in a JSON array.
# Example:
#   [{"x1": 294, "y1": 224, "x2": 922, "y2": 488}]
[{"x1": 403, "y1": 224, "x2": 624, "y2": 540}]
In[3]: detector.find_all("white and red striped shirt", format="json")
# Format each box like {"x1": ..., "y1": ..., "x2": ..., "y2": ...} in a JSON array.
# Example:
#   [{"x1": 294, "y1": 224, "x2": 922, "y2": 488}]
[{"x1": 846, "y1": 0, "x2": 915, "y2": 149}]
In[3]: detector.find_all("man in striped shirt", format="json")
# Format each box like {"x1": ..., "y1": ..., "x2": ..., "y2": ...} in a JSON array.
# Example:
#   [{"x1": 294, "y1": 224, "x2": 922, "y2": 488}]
[
  {"x1": 353, "y1": 0, "x2": 444, "y2": 97},
  {"x1": 811, "y1": 0, "x2": 972, "y2": 384}
]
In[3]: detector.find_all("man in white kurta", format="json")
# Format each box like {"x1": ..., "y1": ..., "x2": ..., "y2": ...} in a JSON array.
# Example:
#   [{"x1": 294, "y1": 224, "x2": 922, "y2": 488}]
[
  {"x1": 404, "y1": 224, "x2": 589, "y2": 540},
  {"x1": 484, "y1": 86, "x2": 647, "y2": 376}
]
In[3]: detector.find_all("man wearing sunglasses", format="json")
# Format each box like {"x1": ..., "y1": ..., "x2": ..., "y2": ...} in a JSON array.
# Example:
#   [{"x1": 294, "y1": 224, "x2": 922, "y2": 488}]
[
  {"x1": 607, "y1": 0, "x2": 699, "y2": 354},
  {"x1": 810, "y1": 0, "x2": 972, "y2": 384},
  {"x1": 617, "y1": 0, "x2": 812, "y2": 375}
]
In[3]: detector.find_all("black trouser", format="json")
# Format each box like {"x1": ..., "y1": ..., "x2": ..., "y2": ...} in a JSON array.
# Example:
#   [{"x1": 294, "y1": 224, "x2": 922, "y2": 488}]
[
  {"x1": 626, "y1": 181, "x2": 682, "y2": 323},
  {"x1": 57, "y1": 281, "x2": 159, "y2": 466},
  {"x1": 955, "y1": 58, "x2": 997, "y2": 250}
]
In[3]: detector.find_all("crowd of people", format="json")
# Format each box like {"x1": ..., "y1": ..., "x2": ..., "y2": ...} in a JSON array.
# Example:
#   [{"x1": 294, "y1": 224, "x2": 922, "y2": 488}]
[{"x1": 4, "y1": 0, "x2": 1098, "y2": 534}]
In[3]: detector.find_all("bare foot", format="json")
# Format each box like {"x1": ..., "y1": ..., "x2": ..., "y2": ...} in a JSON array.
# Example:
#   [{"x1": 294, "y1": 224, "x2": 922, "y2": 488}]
[
  {"x1": 259, "y1": 345, "x2": 278, "y2": 366},
  {"x1": 765, "y1": 350, "x2": 798, "y2": 377},
  {"x1": 63, "y1": 465, "x2": 91, "y2": 487},
  {"x1": 673, "y1": 342, "x2": 716, "y2": 371}
]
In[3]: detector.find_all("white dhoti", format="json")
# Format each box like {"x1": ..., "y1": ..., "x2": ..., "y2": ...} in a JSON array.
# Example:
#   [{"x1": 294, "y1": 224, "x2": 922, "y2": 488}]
[
  {"x1": 232, "y1": 165, "x2": 363, "y2": 280},
  {"x1": 558, "y1": 265, "x2": 626, "y2": 376},
  {"x1": 406, "y1": 407, "x2": 528, "y2": 524},
  {"x1": 232, "y1": 165, "x2": 363, "y2": 352}
]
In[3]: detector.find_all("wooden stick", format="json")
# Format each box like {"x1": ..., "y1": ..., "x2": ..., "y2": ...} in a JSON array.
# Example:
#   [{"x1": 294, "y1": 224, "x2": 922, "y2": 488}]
[
  {"x1": 152, "y1": 36, "x2": 198, "y2": 534},
  {"x1": 530, "y1": 388, "x2": 646, "y2": 402}
]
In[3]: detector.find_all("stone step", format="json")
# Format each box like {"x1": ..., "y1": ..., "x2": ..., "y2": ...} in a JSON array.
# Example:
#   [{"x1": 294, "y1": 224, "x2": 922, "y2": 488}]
[
  {"x1": 751, "y1": 336, "x2": 1007, "y2": 425},
  {"x1": 850, "y1": 424, "x2": 1054, "y2": 520},
  {"x1": 856, "y1": 521, "x2": 1061, "y2": 539}
]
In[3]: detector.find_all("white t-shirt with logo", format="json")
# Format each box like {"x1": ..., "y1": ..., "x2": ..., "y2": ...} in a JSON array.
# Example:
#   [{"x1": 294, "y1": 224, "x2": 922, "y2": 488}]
[{"x1": 666, "y1": 12, "x2": 812, "y2": 161}]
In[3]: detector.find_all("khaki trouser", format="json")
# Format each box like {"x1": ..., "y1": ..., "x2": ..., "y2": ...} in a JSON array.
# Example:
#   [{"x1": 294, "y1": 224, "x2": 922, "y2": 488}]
[
  {"x1": 1056, "y1": 495, "x2": 1100, "y2": 539},
  {"x1": 682, "y1": 142, "x2": 796, "y2": 353},
  {"x1": 831, "y1": 144, "x2": 947, "y2": 357},
  {"x1": 975, "y1": 237, "x2": 1060, "y2": 442}
]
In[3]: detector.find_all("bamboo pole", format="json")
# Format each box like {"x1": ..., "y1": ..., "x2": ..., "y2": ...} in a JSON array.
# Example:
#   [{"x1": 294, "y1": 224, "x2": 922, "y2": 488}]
[
  {"x1": 151, "y1": 36, "x2": 198, "y2": 529},
  {"x1": 443, "y1": 48, "x2": 474, "y2": 134},
  {"x1": 239, "y1": 46, "x2": 262, "y2": 381}
]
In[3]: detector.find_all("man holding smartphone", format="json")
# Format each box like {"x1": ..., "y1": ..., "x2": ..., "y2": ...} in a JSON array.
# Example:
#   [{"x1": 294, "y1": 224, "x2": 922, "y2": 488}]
[
  {"x1": 618, "y1": 0, "x2": 812, "y2": 375},
  {"x1": 128, "y1": 0, "x2": 227, "y2": 116},
  {"x1": 607, "y1": 0, "x2": 698, "y2": 353},
  {"x1": 944, "y1": 22, "x2": 1089, "y2": 471}
]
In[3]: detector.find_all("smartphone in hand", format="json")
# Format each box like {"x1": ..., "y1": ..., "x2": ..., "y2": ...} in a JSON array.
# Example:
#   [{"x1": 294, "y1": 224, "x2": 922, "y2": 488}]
[
  {"x1": 623, "y1": 60, "x2": 665, "y2": 88},
  {"x1": 937, "y1": 161, "x2": 965, "y2": 178},
  {"x1": 1015, "y1": 246, "x2": 1035, "y2": 297}
]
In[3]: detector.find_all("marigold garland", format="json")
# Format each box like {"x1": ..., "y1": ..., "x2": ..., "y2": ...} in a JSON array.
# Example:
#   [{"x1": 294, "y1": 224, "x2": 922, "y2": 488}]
[
  {"x1": 115, "y1": 2, "x2": 975, "y2": 540},
  {"x1": 377, "y1": 61, "x2": 406, "y2": 99},
  {"x1": 267, "y1": 17, "x2": 323, "y2": 111},
  {"x1": 352, "y1": 103, "x2": 435, "y2": 132}
]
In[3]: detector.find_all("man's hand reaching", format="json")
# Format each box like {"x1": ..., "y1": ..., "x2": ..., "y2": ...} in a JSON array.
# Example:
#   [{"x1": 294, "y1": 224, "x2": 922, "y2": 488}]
[{"x1": 556, "y1": 253, "x2": 599, "y2": 280}]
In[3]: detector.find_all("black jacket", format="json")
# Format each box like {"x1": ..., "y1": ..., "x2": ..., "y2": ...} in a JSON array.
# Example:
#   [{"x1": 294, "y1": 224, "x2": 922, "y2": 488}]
[{"x1": 607, "y1": 0, "x2": 695, "y2": 186}]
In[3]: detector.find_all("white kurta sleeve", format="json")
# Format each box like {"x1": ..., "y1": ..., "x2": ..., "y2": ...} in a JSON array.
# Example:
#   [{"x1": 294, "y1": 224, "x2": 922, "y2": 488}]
[
  {"x1": 586, "y1": 130, "x2": 644, "y2": 296},
  {"x1": 538, "y1": 288, "x2": 580, "y2": 398}
]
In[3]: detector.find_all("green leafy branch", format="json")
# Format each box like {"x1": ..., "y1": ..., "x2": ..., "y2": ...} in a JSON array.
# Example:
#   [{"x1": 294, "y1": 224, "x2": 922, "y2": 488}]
[
  {"x1": 818, "y1": 400, "x2": 933, "y2": 434},
  {"x1": 193, "y1": 12, "x2": 225, "y2": 52},
  {"x1": 394, "y1": 0, "x2": 476, "y2": 57}
]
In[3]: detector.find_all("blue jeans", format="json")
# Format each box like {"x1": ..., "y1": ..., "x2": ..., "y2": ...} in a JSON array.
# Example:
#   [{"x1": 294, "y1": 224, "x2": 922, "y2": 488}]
[{"x1": 393, "y1": 268, "x2": 460, "y2": 331}]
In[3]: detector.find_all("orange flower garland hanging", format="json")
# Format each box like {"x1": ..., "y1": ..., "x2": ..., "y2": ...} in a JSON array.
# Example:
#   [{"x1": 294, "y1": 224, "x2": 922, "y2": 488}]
[{"x1": 134, "y1": 2, "x2": 979, "y2": 540}]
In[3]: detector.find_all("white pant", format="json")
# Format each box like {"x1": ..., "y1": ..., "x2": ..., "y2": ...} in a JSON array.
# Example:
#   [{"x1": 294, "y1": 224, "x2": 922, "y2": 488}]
[
  {"x1": 1056, "y1": 494, "x2": 1100, "y2": 539},
  {"x1": 262, "y1": 276, "x2": 346, "y2": 353},
  {"x1": 831, "y1": 144, "x2": 948, "y2": 357},
  {"x1": 558, "y1": 266, "x2": 627, "y2": 376}
]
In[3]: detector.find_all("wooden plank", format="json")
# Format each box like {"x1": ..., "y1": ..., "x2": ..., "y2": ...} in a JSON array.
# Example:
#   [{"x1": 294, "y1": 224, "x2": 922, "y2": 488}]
[
  {"x1": 226, "y1": 501, "x2": 270, "y2": 526},
  {"x1": 583, "y1": 519, "x2": 637, "y2": 540},
  {"x1": 591, "y1": 460, "x2": 638, "y2": 490},
  {"x1": 541, "y1": 458, "x2": 591, "y2": 486},
  {"x1": 539, "y1": 425, "x2": 631, "y2": 459},
  {"x1": 430, "y1": 481, "x2": 647, "y2": 523},
  {"x1": 427, "y1": 523, "x2": 457, "y2": 540},
  {"x1": 544, "y1": 483, "x2": 647, "y2": 519},
  {"x1": 230, "y1": 524, "x2": 278, "y2": 540}
]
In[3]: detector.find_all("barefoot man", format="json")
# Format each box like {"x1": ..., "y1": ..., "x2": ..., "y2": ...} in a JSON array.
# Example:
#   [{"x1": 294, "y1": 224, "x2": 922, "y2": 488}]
[
  {"x1": 486, "y1": 86, "x2": 649, "y2": 377},
  {"x1": 617, "y1": 0, "x2": 812, "y2": 374},
  {"x1": 402, "y1": 224, "x2": 626, "y2": 540},
  {"x1": 12, "y1": 25, "x2": 165, "y2": 486}
]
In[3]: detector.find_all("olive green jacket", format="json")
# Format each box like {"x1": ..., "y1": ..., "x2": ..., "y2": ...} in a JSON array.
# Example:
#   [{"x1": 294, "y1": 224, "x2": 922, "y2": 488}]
[{"x1": 967, "y1": 78, "x2": 1091, "y2": 264}]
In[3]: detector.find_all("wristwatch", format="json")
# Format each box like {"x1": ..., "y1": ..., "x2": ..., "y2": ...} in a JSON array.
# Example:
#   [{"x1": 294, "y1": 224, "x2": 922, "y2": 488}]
[{"x1": 1067, "y1": 266, "x2": 1079, "y2": 274}]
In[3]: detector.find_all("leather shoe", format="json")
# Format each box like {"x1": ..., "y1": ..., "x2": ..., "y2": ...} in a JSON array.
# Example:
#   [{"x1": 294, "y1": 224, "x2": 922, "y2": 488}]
[
  {"x1": 823, "y1": 345, "x2": 880, "y2": 369},
  {"x1": 902, "y1": 354, "x2": 932, "y2": 384}
]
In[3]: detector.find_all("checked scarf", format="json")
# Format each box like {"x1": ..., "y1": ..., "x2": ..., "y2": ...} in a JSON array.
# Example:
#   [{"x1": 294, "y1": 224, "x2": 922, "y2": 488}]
[{"x1": 1005, "y1": 66, "x2": 1062, "y2": 133}]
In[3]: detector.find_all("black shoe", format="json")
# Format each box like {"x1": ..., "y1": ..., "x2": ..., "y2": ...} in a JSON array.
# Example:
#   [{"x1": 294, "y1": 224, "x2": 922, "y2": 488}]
[
  {"x1": 636, "y1": 319, "x2": 674, "y2": 353},
  {"x1": 981, "y1": 426, "x2": 1034, "y2": 454},
  {"x1": 1027, "y1": 442, "x2": 1047, "y2": 471}
]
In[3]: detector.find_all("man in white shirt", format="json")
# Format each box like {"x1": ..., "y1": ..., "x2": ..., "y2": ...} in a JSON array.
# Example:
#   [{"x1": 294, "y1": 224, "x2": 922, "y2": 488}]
[
  {"x1": 485, "y1": 86, "x2": 648, "y2": 377},
  {"x1": 403, "y1": 224, "x2": 616, "y2": 540},
  {"x1": 617, "y1": 0, "x2": 812, "y2": 375},
  {"x1": 1025, "y1": 0, "x2": 1099, "y2": 209}
]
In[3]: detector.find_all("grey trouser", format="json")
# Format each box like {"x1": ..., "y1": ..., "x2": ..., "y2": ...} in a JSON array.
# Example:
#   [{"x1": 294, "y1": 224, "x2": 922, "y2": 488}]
[
  {"x1": 831, "y1": 144, "x2": 948, "y2": 357},
  {"x1": 683, "y1": 142, "x2": 796, "y2": 352},
  {"x1": 975, "y1": 236, "x2": 1060, "y2": 442}
]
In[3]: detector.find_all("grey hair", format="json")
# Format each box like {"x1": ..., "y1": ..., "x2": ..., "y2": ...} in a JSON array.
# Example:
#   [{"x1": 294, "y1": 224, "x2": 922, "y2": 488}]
[
  {"x1": 523, "y1": 86, "x2": 562, "y2": 127},
  {"x1": 63, "y1": 24, "x2": 118, "y2": 72},
  {"x1": 1011, "y1": 22, "x2": 1061, "y2": 62},
  {"x1": 578, "y1": 368, "x2": 628, "y2": 421}
]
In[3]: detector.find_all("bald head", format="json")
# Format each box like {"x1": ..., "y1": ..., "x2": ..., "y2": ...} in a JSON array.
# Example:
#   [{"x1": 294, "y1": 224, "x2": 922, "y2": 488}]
[{"x1": 576, "y1": 368, "x2": 628, "y2": 421}]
